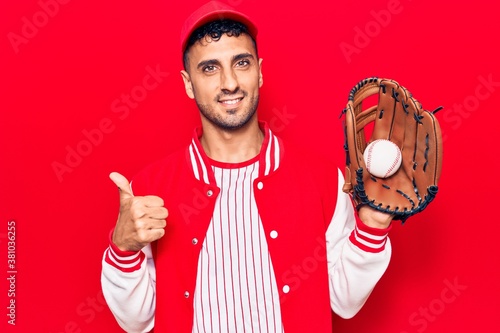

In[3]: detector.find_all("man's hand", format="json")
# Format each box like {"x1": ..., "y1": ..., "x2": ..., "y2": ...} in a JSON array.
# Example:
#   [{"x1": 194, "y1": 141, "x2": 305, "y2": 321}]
[
  {"x1": 358, "y1": 206, "x2": 393, "y2": 229},
  {"x1": 109, "y1": 172, "x2": 168, "y2": 252}
]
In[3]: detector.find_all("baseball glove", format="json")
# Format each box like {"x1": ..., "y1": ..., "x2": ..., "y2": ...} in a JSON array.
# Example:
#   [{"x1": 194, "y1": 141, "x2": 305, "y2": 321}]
[{"x1": 341, "y1": 77, "x2": 443, "y2": 222}]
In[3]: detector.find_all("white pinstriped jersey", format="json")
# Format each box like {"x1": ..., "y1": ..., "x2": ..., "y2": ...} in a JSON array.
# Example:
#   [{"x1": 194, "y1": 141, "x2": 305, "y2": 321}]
[{"x1": 192, "y1": 159, "x2": 284, "y2": 333}]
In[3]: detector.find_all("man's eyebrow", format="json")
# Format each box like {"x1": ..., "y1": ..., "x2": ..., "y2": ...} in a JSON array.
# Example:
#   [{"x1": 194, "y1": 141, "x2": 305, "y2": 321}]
[
  {"x1": 197, "y1": 59, "x2": 221, "y2": 70},
  {"x1": 233, "y1": 53, "x2": 254, "y2": 62}
]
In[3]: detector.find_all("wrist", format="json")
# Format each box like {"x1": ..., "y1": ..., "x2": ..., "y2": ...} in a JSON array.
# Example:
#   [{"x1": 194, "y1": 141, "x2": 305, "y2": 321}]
[
  {"x1": 358, "y1": 205, "x2": 393, "y2": 229},
  {"x1": 105, "y1": 229, "x2": 145, "y2": 272},
  {"x1": 349, "y1": 215, "x2": 392, "y2": 253},
  {"x1": 109, "y1": 229, "x2": 141, "y2": 255}
]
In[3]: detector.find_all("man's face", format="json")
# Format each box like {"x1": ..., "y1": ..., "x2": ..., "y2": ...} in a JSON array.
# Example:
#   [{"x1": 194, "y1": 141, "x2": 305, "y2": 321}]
[{"x1": 181, "y1": 33, "x2": 263, "y2": 131}]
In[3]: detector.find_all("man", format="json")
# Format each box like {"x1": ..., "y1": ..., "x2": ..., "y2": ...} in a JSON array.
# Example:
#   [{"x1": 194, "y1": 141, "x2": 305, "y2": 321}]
[{"x1": 101, "y1": 1, "x2": 393, "y2": 332}]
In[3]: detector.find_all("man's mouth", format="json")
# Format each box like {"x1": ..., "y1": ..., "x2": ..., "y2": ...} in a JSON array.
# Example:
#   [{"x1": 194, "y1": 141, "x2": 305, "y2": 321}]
[{"x1": 219, "y1": 97, "x2": 243, "y2": 106}]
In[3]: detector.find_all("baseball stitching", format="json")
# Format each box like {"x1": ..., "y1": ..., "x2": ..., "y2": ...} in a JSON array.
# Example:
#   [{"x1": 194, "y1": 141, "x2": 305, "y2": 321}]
[
  {"x1": 366, "y1": 141, "x2": 374, "y2": 171},
  {"x1": 384, "y1": 140, "x2": 401, "y2": 178}
]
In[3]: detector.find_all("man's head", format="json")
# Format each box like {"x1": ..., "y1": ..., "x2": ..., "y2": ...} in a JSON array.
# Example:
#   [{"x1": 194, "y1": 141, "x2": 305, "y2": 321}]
[
  {"x1": 182, "y1": 18, "x2": 258, "y2": 71},
  {"x1": 180, "y1": 1, "x2": 258, "y2": 64},
  {"x1": 180, "y1": 2, "x2": 262, "y2": 131}
]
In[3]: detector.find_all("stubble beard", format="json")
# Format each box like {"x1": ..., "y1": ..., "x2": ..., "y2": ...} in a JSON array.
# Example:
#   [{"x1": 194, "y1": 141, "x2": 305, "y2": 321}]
[{"x1": 196, "y1": 91, "x2": 259, "y2": 131}]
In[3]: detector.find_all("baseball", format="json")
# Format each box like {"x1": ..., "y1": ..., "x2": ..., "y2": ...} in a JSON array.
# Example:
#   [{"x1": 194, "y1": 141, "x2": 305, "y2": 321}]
[{"x1": 363, "y1": 139, "x2": 402, "y2": 178}]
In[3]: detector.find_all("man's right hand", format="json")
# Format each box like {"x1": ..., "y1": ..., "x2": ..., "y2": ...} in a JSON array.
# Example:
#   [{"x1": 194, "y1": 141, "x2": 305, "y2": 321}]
[{"x1": 109, "y1": 172, "x2": 168, "y2": 252}]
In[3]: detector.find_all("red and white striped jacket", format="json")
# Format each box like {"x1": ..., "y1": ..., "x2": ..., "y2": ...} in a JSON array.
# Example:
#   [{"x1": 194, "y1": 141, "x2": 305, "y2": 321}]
[{"x1": 101, "y1": 122, "x2": 392, "y2": 333}]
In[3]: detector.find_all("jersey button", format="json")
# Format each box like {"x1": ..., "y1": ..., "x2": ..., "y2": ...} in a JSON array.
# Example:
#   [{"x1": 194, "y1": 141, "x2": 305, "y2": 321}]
[
  {"x1": 207, "y1": 189, "x2": 213, "y2": 197},
  {"x1": 192, "y1": 238, "x2": 198, "y2": 245},
  {"x1": 257, "y1": 182, "x2": 264, "y2": 190},
  {"x1": 184, "y1": 291, "x2": 190, "y2": 298},
  {"x1": 283, "y1": 285, "x2": 290, "y2": 293},
  {"x1": 270, "y1": 230, "x2": 278, "y2": 239}
]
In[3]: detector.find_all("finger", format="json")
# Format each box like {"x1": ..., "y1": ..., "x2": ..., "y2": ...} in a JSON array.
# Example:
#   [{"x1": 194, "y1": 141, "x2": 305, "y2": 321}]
[
  {"x1": 147, "y1": 218, "x2": 167, "y2": 229},
  {"x1": 401, "y1": 96, "x2": 420, "y2": 176},
  {"x1": 134, "y1": 216, "x2": 166, "y2": 231},
  {"x1": 387, "y1": 81, "x2": 408, "y2": 148},
  {"x1": 371, "y1": 79, "x2": 397, "y2": 141},
  {"x1": 415, "y1": 110, "x2": 442, "y2": 188},
  {"x1": 152, "y1": 228, "x2": 165, "y2": 242},
  {"x1": 137, "y1": 227, "x2": 165, "y2": 245},
  {"x1": 146, "y1": 206, "x2": 169, "y2": 220},
  {"x1": 142, "y1": 195, "x2": 165, "y2": 207},
  {"x1": 109, "y1": 172, "x2": 134, "y2": 200}
]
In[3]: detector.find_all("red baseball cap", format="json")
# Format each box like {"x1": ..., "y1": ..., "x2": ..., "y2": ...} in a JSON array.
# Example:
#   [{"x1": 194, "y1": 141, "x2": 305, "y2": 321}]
[{"x1": 180, "y1": 1, "x2": 258, "y2": 54}]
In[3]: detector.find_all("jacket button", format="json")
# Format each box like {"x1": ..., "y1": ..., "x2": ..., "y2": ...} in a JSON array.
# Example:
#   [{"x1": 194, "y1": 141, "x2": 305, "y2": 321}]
[
  {"x1": 184, "y1": 291, "x2": 190, "y2": 298},
  {"x1": 207, "y1": 190, "x2": 213, "y2": 197},
  {"x1": 192, "y1": 238, "x2": 198, "y2": 245},
  {"x1": 257, "y1": 182, "x2": 264, "y2": 190},
  {"x1": 270, "y1": 230, "x2": 278, "y2": 239},
  {"x1": 283, "y1": 285, "x2": 290, "y2": 293}
]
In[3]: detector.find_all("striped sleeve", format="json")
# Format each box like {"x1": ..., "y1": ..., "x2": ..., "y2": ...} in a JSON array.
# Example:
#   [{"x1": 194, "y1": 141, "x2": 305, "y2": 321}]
[
  {"x1": 104, "y1": 230, "x2": 146, "y2": 272},
  {"x1": 101, "y1": 230, "x2": 156, "y2": 333},
  {"x1": 349, "y1": 217, "x2": 392, "y2": 253},
  {"x1": 326, "y1": 168, "x2": 392, "y2": 319}
]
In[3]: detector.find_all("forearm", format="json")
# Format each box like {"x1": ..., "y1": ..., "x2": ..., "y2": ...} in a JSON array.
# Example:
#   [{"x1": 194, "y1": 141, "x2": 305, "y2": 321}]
[
  {"x1": 328, "y1": 218, "x2": 391, "y2": 318},
  {"x1": 101, "y1": 232, "x2": 156, "y2": 333},
  {"x1": 326, "y1": 170, "x2": 392, "y2": 318}
]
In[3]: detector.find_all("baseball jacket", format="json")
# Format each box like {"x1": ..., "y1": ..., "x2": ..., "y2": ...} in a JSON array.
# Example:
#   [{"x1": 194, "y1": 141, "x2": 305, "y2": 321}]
[{"x1": 101, "y1": 121, "x2": 392, "y2": 332}]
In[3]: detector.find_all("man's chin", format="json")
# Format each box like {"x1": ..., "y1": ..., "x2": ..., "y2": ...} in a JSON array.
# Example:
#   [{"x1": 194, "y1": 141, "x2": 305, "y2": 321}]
[
  {"x1": 224, "y1": 108, "x2": 238, "y2": 115},
  {"x1": 218, "y1": 121, "x2": 249, "y2": 131},
  {"x1": 216, "y1": 114, "x2": 256, "y2": 131}
]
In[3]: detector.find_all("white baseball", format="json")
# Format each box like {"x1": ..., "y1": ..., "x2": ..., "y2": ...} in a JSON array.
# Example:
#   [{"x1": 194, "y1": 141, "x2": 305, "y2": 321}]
[{"x1": 363, "y1": 139, "x2": 402, "y2": 178}]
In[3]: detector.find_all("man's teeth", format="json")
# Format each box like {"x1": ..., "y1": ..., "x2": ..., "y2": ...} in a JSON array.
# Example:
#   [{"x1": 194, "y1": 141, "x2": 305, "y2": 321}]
[{"x1": 222, "y1": 98, "x2": 241, "y2": 105}]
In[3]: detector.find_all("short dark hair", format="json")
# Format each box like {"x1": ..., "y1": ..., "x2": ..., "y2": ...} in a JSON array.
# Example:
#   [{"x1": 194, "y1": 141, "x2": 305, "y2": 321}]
[{"x1": 183, "y1": 19, "x2": 258, "y2": 70}]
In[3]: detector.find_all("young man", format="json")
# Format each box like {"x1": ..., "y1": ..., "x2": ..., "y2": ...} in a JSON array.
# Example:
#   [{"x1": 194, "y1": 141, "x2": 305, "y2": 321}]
[{"x1": 101, "y1": 2, "x2": 393, "y2": 332}]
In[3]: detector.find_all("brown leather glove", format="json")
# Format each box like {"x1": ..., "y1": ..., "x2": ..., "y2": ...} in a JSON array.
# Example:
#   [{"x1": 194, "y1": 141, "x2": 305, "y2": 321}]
[{"x1": 341, "y1": 77, "x2": 443, "y2": 222}]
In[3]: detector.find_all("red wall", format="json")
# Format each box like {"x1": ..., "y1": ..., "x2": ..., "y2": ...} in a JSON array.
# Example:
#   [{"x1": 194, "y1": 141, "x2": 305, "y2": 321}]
[{"x1": 1, "y1": 0, "x2": 499, "y2": 332}]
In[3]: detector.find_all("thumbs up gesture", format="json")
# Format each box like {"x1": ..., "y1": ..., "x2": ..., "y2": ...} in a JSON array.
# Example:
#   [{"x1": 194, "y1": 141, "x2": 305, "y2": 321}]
[{"x1": 109, "y1": 172, "x2": 168, "y2": 252}]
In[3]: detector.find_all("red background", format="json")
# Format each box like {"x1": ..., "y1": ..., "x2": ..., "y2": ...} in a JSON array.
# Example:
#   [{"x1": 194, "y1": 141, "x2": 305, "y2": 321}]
[{"x1": 1, "y1": 0, "x2": 499, "y2": 332}]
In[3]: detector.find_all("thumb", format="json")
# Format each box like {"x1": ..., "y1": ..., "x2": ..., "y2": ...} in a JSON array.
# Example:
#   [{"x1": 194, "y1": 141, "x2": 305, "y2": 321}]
[{"x1": 109, "y1": 172, "x2": 134, "y2": 200}]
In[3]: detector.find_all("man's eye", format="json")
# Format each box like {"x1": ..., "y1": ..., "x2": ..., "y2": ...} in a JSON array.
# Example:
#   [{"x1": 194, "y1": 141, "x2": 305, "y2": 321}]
[
  {"x1": 236, "y1": 60, "x2": 250, "y2": 67},
  {"x1": 203, "y1": 65, "x2": 217, "y2": 72}
]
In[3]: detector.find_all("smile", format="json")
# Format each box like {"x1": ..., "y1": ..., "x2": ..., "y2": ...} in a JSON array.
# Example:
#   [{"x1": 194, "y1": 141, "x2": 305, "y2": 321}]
[{"x1": 219, "y1": 97, "x2": 243, "y2": 105}]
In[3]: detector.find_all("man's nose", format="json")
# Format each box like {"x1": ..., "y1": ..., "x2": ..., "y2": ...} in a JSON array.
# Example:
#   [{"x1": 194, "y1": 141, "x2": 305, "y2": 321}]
[{"x1": 220, "y1": 67, "x2": 239, "y2": 93}]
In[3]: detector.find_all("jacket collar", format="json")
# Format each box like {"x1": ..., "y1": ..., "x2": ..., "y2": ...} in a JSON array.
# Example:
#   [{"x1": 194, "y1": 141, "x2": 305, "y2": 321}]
[{"x1": 188, "y1": 121, "x2": 283, "y2": 185}]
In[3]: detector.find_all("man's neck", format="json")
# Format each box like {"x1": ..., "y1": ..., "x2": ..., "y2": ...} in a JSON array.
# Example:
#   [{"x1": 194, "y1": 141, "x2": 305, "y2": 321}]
[{"x1": 200, "y1": 118, "x2": 264, "y2": 163}]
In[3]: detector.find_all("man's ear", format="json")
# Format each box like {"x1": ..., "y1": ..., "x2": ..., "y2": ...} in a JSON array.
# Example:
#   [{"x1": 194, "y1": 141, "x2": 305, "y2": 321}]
[
  {"x1": 258, "y1": 58, "x2": 263, "y2": 88},
  {"x1": 180, "y1": 70, "x2": 195, "y2": 99}
]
